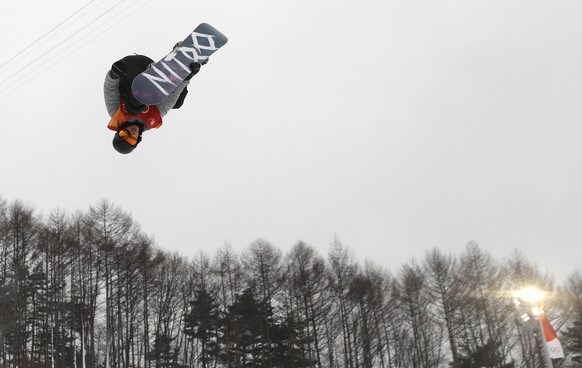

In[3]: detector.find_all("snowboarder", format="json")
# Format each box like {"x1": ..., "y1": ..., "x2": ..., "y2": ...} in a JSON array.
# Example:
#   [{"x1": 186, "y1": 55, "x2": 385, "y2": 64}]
[{"x1": 104, "y1": 54, "x2": 202, "y2": 154}]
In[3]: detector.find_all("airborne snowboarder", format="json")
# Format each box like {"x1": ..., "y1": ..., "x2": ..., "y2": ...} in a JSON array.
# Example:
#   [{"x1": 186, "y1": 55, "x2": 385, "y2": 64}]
[
  {"x1": 103, "y1": 24, "x2": 227, "y2": 154},
  {"x1": 103, "y1": 54, "x2": 202, "y2": 154}
]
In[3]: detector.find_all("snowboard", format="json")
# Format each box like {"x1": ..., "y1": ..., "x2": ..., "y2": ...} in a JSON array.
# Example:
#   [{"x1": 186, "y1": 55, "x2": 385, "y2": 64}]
[{"x1": 131, "y1": 23, "x2": 228, "y2": 105}]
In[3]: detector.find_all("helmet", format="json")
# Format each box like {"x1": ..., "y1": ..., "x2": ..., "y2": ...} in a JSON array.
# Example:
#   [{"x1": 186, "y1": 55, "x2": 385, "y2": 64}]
[
  {"x1": 112, "y1": 119, "x2": 146, "y2": 154},
  {"x1": 112, "y1": 133, "x2": 137, "y2": 154}
]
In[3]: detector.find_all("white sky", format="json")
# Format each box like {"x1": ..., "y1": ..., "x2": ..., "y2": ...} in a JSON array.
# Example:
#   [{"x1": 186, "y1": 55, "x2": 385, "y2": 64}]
[{"x1": 1, "y1": 0, "x2": 581, "y2": 282}]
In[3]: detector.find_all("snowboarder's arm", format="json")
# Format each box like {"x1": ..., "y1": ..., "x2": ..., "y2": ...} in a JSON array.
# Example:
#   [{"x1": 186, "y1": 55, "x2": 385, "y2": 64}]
[
  {"x1": 104, "y1": 71, "x2": 121, "y2": 117},
  {"x1": 157, "y1": 79, "x2": 190, "y2": 116}
]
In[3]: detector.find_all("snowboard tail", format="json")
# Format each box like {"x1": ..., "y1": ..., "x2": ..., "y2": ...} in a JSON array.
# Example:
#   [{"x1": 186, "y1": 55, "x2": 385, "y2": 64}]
[{"x1": 131, "y1": 23, "x2": 228, "y2": 105}]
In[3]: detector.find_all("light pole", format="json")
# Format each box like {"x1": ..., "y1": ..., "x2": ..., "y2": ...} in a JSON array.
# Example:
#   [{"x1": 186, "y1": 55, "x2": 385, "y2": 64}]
[{"x1": 513, "y1": 287, "x2": 554, "y2": 368}]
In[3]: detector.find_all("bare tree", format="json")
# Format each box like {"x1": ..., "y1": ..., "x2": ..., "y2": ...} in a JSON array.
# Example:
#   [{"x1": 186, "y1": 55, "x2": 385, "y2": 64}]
[
  {"x1": 455, "y1": 241, "x2": 512, "y2": 368},
  {"x1": 148, "y1": 252, "x2": 187, "y2": 368},
  {"x1": 286, "y1": 241, "x2": 329, "y2": 368},
  {"x1": 5, "y1": 201, "x2": 41, "y2": 367},
  {"x1": 397, "y1": 260, "x2": 446, "y2": 368},
  {"x1": 86, "y1": 199, "x2": 134, "y2": 368},
  {"x1": 0, "y1": 197, "x2": 9, "y2": 366},
  {"x1": 562, "y1": 272, "x2": 582, "y2": 366},
  {"x1": 328, "y1": 237, "x2": 357, "y2": 368},
  {"x1": 213, "y1": 243, "x2": 243, "y2": 368},
  {"x1": 241, "y1": 238, "x2": 283, "y2": 368},
  {"x1": 423, "y1": 248, "x2": 461, "y2": 367},
  {"x1": 136, "y1": 239, "x2": 163, "y2": 368}
]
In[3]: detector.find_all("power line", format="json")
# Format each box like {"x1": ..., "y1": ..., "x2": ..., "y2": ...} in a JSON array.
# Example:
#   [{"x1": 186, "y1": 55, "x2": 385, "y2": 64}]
[
  {"x1": 0, "y1": 0, "x2": 100, "y2": 74},
  {"x1": 0, "y1": 0, "x2": 154, "y2": 100},
  {"x1": 0, "y1": 0, "x2": 135, "y2": 89}
]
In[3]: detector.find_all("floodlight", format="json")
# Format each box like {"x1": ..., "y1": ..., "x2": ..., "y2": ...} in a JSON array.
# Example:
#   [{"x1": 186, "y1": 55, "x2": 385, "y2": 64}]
[{"x1": 516, "y1": 287, "x2": 543, "y2": 303}]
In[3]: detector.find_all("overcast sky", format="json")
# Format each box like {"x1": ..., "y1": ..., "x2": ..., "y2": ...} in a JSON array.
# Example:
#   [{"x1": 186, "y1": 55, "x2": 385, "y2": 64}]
[{"x1": 1, "y1": 0, "x2": 581, "y2": 282}]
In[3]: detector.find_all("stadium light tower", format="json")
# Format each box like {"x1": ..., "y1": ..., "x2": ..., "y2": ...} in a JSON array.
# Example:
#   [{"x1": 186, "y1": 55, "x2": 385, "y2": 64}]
[{"x1": 513, "y1": 287, "x2": 554, "y2": 368}]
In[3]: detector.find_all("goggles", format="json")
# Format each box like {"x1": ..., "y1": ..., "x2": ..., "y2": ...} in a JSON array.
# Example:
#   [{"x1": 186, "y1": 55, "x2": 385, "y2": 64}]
[{"x1": 118, "y1": 129, "x2": 139, "y2": 146}]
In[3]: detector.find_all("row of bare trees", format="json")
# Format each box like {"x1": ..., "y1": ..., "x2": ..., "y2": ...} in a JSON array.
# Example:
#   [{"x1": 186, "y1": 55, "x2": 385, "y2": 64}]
[{"x1": 0, "y1": 197, "x2": 581, "y2": 368}]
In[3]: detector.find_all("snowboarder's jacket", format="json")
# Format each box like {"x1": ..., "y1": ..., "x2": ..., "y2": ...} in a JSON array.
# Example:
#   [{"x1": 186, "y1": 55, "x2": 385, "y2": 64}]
[
  {"x1": 104, "y1": 71, "x2": 190, "y2": 131},
  {"x1": 107, "y1": 100, "x2": 163, "y2": 131}
]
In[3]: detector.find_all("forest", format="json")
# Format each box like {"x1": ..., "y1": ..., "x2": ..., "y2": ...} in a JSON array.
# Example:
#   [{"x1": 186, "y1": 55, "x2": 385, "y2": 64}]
[{"x1": 0, "y1": 198, "x2": 581, "y2": 368}]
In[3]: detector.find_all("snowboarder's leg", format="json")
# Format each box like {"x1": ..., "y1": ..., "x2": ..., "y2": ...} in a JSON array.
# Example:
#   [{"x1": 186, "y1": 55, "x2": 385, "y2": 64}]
[{"x1": 172, "y1": 87, "x2": 188, "y2": 109}]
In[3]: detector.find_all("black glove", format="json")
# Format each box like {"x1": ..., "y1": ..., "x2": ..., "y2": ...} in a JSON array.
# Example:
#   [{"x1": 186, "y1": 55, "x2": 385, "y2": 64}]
[
  {"x1": 185, "y1": 62, "x2": 201, "y2": 80},
  {"x1": 110, "y1": 59, "x2": 128, "y2": 79}
]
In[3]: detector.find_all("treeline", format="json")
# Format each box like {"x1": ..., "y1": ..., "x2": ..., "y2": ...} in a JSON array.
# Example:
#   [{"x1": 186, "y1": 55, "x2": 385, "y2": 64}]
[{"x1": 0, "y1": 198, "x2": 581, "y2": 368}]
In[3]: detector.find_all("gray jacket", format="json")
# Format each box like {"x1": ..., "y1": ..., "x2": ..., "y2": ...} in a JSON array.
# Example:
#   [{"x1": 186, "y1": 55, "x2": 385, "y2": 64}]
[{"x1": 103, "y1": 72, "x2": 190, "y2": 118}]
